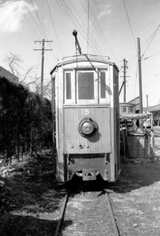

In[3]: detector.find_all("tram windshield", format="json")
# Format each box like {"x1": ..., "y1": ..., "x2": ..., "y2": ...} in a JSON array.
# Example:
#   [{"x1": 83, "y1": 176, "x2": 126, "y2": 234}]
[
  {"x1": 64, "y1": 69, "x2": 110, "y2": 105},
  {"x1": 78, "y1": 72, "x2": 94, "y2": 100}
]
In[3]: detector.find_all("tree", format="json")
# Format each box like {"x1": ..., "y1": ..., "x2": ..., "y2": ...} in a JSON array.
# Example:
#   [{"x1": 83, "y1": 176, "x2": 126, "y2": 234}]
[
  {"x1": 5, "y1": 53, "x2": 39, "y2": 88},
  {"x1": 5, "y1": 52, "x2": 22, "y2": 77},
  {"x1": 5, "y1": 52, "x2": 52, "y2": 99},
  {"x1": 0, "y1": 76, "x2": 53, "y2": 163}
]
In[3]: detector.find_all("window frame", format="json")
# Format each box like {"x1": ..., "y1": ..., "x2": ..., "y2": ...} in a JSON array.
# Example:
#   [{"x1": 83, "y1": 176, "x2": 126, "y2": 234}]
[
  {"x1": 76, "y1": 69, "x2": 98, "y2": 105},
  {"x1": 99, "y1": 69, "x2": 111, "y2": 105},
  {"x1": 64, "y1": 70, "x2": 75, "y2": 105}
]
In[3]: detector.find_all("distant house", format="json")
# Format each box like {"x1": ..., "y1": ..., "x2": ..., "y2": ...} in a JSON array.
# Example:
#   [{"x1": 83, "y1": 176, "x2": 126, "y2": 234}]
[
  {"x1": 0, "y1": 66, "x2": 18, "y2": 83},
  {"x1": 120, "y1": 96, "x2": 140, "y2": 115},
  {"x1": 148, "y1": 104, "x2": 160, "y2": 126}
]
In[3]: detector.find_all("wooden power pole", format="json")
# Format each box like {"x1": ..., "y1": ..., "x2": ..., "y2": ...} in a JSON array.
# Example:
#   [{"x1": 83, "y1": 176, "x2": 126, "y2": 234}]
[
  {"x1": 119, "y1": 59, "x2": 129, "y2": 101},
  {"x1": 137, "y1": 37, "x2": 143, "y2": 113},
  {"x1": 34, "y1": 39, "x2": 52, "y2": 97},
  {"x1": 146, "y1": 94, "x2": 149, "y2": 112},
  {"x1": 123, "y1": 58, "x2": 128, "y2": 102}
]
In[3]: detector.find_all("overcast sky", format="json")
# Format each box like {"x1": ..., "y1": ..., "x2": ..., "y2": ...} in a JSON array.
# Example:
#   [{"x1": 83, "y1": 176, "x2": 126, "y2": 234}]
[{"x1": 0, "y1": 0, "x2": 160, "y2": 106}]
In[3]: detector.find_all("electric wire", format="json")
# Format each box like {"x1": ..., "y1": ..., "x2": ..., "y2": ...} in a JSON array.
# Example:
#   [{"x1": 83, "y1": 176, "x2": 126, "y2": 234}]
[
  {"x1": 78, "y1": 1, "x2": 104, "y2": 54},
  {"x1": 143, "y1": 50, "x2": 160, "y2": 60},
  {"x1": 87, "y1": 0, "x2": 90, "y2": 53},
  {"x1": 86, "y1": 1, "x2": 102, "y2": 54},
  {"x1": 55, "y1": 0, "x2": 101, "y2": 55},
  {"x1": 30, "y1": 0, "x2": 47, "y2": 37},
  {"x1": 26, "y1": 11, "x2": 41, "y2": 37},
  {"x1": 78, "y1": 0, "x2": 101, "y2": 54},
  {"x1": 122, "y1": 0, "x2": 136, "y2": 48},
  {"x1": 46, "y1": 0, "x2": 62, "y2": 58},
  {"x1": 87, "y1": 1, "x2": 116, "y2": 57},
  {"x1": 142, "y1": 24, "x2": 160, "y2": 58},
  {"x1": 58, "y1": 0, "x2": 88, "y2": 45},
  {"x1": 26, "y1": 2, "x2": 43, "y2": 37}
]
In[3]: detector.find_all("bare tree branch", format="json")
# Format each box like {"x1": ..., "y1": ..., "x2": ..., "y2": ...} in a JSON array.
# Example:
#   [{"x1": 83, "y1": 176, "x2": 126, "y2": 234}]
[
  {"x1": 6, "y1": 52, "x2": 22, "y2": 77},
  {"x1": 20, "y1": 66, "x2": 35, "y2": 83}
]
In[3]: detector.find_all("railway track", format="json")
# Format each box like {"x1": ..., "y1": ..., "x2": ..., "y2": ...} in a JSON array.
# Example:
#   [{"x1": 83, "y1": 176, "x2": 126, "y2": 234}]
[{"x1": 54, "y1": 190, "x2": 120, "y2": 236}]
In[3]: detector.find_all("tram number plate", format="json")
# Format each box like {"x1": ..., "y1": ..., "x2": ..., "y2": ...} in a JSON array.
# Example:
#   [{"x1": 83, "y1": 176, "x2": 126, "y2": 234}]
[{"x1": 82, "y1": 169, "x2": 97, "y2": 181}]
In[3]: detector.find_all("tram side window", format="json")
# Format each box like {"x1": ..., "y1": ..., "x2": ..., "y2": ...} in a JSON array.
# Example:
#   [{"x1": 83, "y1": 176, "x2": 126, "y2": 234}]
[
  {"x1": 99, "y1": 70, "x2": 111, "y2": 104},
  {"x1": 78, "y1": 72, "x2": 94, "y2": 99},
  {"x1": 64, "y1": 71, "x2": 75, "y2": 104},
  {"x1": 100, "y1": 71, "x2": 106, "y2": 98},
  {"x1": 66, "y1": 72, "x2": 71, "y2": 99}
]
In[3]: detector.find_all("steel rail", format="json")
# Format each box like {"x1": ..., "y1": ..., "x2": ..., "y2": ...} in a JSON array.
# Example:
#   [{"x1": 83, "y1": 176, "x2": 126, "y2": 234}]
[
  {"x1": 54, "y1": 193, "x2": 69, "y2": 236},
  {"x1": 105, "y1": 192, "x2": 121, "y2": 236}
]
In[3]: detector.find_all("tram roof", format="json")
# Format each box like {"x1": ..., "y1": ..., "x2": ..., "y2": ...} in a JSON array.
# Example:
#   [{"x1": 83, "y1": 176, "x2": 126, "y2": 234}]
[{"x1": 50, "y1": 54, "x2": 119, "y2": 74}]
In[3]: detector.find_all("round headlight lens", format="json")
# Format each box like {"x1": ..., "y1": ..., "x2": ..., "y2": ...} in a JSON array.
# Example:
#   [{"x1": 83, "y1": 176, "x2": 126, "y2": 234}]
[
  {"x1": 79, "y1": 118, "x2": 98, "y2": 137},
  {"x1": 81, "y1": 121, "x2": 94, "y2": 135}
]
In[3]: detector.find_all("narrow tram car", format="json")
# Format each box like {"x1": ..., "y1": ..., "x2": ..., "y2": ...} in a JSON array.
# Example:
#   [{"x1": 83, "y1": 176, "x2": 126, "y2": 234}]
[{"x1": 51, "y1": 54, "x2": 120, "y2": 182}]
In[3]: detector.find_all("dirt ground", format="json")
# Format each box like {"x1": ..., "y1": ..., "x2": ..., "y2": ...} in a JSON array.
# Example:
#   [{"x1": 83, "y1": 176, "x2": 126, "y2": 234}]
[
  {"x1": 0, "y1": 152, "x2": 66, "y2": 236},
  {"x1": 111, "y1": 159, "x2": 160, "y2": 236},
  {"x1": 1, "y1": 145, "x2": 160, "y2": 235}
]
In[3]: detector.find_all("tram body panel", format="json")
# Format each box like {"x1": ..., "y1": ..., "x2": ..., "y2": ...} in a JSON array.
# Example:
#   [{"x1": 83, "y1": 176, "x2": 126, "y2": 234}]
[
  {"x1": 51, "y1": 55, "x2": 120, "y2": 182},
  {"x1": 64, "y1": 106, "x2": 111, "y2": 153}
]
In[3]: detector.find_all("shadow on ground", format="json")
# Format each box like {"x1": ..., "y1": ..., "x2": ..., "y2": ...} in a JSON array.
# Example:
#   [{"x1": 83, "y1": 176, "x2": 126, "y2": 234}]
[
  {"x1": 0, "y1": 214, "x2": 72, "y2": 236},
  {"x1": 2, "y1": 155, "x2": 160, "y2": 235},
  {"x1": 0, "y1": 155, "x2": 72, "y2": 236},
  {"x1": 61, "y1": 159, "x2": 160, "y2": 194}
]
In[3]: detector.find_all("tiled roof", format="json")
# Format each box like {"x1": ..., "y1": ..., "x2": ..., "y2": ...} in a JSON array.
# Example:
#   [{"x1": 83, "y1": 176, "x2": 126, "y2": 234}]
[
  {"x1": 149, "y1": 104, "x2": 160, "y2": 112},
  {"x1": 0, "y1": 66, "x2": 18, "y2": 84}
]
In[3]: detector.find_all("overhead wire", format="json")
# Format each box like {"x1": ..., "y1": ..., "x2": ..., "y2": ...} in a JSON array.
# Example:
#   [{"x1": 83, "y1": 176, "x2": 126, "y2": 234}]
[
  {"x1": 83, "y1": 0, "x2": 116, "y2": 57},
  {"x1": 122, "y1": 0, "x2": 136, "y2": 48},
  {"x1": 30, "y1": 0, "x2": 56, "y2": 87},
  {"x1": 70, "y1": 0, "x2": 99, "y2": 54},
  {"x1": 26, "y1": 1, "x2": 43, "y2": 37},
  {"x1": 26, "y1": 11, "x2": 42, "y2": 37},
  {"x1": 54, "y1": 0, "x2": 102, "y2": 55},
  {"x1": 87, "y1": 0, "x2": 90, "y2": 53},
  {"x1": 30, "y1": 0, "x2": 47, "y2": 37},
  {"x1": 85, "y1": 0, "x2": 102, "y2": 54},
  {"x1": 79, "y1": 1, "x2": 101, "y2": 46},
  {"x1": 121, "y1": 0, "x2": 138, "y2": 99},
  {"x1": 142, "y1": 24, "x2": 160, "y2": 58},
  {"x1": 45, "y1": 0, "x2": 62, "y2": 58},
  {"x1": 57, "y1": 0, "x2": 88, "y2": 46},
  {"x1": 143, "y1": 50, "x2": 160, "y2": 60}
]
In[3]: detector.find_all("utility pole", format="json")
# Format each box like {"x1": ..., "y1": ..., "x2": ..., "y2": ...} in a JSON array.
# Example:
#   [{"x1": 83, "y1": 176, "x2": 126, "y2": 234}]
[
  {"x1": 146, "y1": 94, "x2": 149, "y2": 112},
  {"x1": 119, "y1": 59, "x2": 129, "y2": 101},
  {"x1": 122, "y1": 59, "x2": 128, "y2": 102},
  {"x1": 34, "y1": 39, "x2": 52, "y2": 98},
  {"x1": 137, "y1": 37, "x2": 143, "y2": 113}
]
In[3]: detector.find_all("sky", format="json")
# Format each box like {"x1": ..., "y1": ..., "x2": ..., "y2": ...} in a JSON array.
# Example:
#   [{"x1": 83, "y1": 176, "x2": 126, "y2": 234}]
[{"x1": 0, "y1": 0, "x2": 160, "y2": 106}]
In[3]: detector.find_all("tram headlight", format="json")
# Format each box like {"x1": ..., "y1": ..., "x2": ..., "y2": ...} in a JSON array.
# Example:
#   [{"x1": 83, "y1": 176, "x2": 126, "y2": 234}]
[{"x1": 79, "y1": 118, "x2": 98, "y2": 137}]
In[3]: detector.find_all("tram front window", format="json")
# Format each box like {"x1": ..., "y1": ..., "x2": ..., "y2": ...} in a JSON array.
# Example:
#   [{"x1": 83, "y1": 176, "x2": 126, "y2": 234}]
[{"x1": 78, "y1": 72, "x2": 94, "y2": 100}]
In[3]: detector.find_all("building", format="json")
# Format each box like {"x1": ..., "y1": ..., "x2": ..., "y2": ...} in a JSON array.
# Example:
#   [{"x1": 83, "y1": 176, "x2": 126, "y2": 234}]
[
  {"x1": 148, "y1": 104, "x2": 160, "y2": 126},
  {"x1": 120, "y1": 96, "x2": 140, "y2": 115},
  {"x1": 0, "y1": 66, "x2": 18, "y2": 83}
]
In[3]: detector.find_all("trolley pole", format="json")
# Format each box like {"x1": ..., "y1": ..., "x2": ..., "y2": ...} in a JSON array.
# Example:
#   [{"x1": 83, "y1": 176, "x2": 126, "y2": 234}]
[
  {"x1": 137, "y1": 37, "x2": 143, "y2": 113},
  {"x1": 72, "y1": 30, "x2": 82, "y2": 55},
  {"x1": 34, "y1": 39, "x2": 53, "y2": 98},
  {"x1": 123, "y1": 58, "x2": 128, "y2": 103}
]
